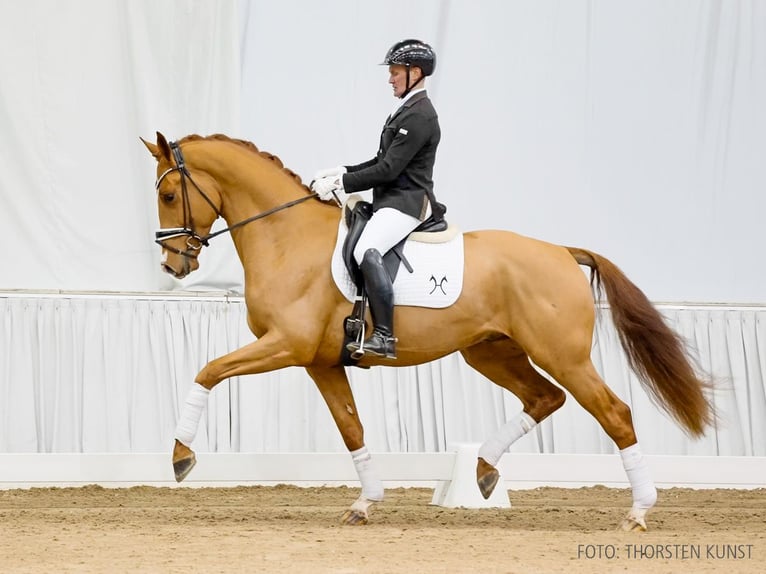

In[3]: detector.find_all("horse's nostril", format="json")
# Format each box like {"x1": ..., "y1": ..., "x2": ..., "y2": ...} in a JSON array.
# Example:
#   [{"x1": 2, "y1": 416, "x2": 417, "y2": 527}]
[{"x1": 161, "y1": 263, "x2": 175, "y2": 276}]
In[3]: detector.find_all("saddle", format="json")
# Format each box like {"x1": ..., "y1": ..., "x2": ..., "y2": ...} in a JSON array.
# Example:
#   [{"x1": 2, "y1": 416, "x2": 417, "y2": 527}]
[{"x1": 341, "y1": 198, "x2": 448, "y2": 366}]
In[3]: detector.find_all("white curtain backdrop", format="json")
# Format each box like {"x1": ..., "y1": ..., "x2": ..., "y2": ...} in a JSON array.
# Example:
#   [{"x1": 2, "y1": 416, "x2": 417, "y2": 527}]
[
  {"x1": 1, "y1": 294, "x2": 763, "y2": 456},
  {"x1": 1, "y1": 2, "x2": 764, "y2": 459},
  {"x1": 239, "y1": 0, "x2": 765, "y2": 303},
  {"x1": 0, "y1": 1, "x2": 762, "y2": 300},
  {"x1": 0, "y1": 0, "x2": 242, "y2": 292}
]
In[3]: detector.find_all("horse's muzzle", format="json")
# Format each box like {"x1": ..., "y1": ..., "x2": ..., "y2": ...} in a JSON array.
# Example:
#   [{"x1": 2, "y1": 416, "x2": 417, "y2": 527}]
[
  {"x1": 161, "y1": 262, "x2": 187, "y2": 279},
  {"x1": 160, "y1": 252, "x2": 196, "y2": 279}
]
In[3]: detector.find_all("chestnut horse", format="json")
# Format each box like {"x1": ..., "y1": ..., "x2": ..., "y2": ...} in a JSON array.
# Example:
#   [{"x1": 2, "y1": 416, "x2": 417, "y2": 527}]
[{"x1": 142, "y1": 132, "x2": 713, "y2": 530}]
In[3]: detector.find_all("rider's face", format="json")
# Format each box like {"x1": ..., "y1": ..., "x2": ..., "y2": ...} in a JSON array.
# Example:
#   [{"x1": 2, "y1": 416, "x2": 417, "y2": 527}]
[{"x1": 388, "y1": 64, "x2": 422, "y2": 98}]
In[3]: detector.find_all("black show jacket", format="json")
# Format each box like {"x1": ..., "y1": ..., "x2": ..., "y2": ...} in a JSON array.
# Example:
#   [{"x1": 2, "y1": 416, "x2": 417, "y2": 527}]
[{"x1": 342, "y1": 91, "x2": 441, "y2": 221}]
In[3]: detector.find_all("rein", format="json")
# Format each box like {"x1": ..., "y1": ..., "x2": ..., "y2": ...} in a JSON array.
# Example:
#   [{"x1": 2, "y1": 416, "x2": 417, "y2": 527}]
[
  {"x1": 203, "y1": 194, "x2": 317, "y2": 241},
  {"x1": 155, "y1": 140, "x2": 318, "y2": 258}
]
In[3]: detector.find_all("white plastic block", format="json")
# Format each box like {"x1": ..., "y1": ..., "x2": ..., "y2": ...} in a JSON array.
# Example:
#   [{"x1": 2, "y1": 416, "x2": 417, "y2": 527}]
[{"x1": 430, "y1": 443, "x2": 511, "y2": 509}]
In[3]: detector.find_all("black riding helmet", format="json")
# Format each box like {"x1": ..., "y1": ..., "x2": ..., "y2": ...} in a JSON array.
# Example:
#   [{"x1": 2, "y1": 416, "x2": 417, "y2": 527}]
[
  {"x1": 382, "y1": 39, "x2": 437, "y2": 76},
  {"x1": 382, "y1": 39, "x2": 436, "y2": 98}
]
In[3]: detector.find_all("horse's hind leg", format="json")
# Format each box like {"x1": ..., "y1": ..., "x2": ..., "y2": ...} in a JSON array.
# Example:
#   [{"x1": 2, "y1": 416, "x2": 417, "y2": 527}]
[
  {"x1": 460, "y1": 339, "x2": 566, "y2": 499},
  {"x1": 543, "y1": 358, "x2": 657, "y2": 531}
]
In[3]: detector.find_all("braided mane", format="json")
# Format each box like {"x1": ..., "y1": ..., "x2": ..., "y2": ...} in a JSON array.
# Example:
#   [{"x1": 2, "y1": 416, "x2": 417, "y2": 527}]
[{"x1": 179, "y1": 133, "x2": 310, "y2": 191}]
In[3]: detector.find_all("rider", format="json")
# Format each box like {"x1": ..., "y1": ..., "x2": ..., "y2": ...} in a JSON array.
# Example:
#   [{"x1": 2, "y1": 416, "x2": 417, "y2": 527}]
[{"x1": 312, "y1": 39, "x2": 444, "y2": 360}]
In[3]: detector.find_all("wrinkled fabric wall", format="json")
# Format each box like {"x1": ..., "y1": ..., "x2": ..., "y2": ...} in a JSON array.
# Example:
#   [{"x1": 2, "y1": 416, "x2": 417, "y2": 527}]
[{"x1": 1, "y1": 294, "x2": 763, "y2": 456}]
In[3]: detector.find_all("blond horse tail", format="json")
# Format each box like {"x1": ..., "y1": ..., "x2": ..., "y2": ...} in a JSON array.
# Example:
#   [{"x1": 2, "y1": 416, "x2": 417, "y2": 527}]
[{"x1": 567, "y1": 247, "x2": 715, "y2": 437}]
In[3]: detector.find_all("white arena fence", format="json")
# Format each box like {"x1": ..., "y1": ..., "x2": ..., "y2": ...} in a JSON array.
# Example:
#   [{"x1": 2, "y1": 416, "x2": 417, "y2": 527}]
[{"x1": 0, "y1": 291, "x2": 764, "y2": 493}]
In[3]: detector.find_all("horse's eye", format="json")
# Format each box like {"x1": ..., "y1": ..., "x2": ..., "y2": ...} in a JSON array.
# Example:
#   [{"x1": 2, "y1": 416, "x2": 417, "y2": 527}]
[{"x1": 162, "y1": 193, "x2": 176, "y2": 203}]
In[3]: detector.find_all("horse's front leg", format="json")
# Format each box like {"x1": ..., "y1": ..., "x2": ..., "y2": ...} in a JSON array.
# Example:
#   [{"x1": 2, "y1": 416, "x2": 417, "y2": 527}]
[
  {"x1": 172, "y1": 331, "x2": 301, "y2": 482},
  {"x1": 306, "y1": 365, "x2": 384, "y2": 525}
]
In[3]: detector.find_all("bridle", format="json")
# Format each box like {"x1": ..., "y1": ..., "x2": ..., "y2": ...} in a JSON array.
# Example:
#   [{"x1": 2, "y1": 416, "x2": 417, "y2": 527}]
[{"x1": 154, "y1": 140, "x2": 317, "y2": 259}]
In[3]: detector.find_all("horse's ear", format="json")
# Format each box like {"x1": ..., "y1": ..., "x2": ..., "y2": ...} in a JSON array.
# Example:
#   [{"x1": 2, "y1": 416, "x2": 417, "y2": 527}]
[
  {"x1": 140, "y1": 132, "x2": 172, "y2": 161},
  {"x1": 156, "y1": 131, "x2": 172, "y2": 159},
  {"x1": 140, "y1": 136, "x2": 159, "y2": 159}
]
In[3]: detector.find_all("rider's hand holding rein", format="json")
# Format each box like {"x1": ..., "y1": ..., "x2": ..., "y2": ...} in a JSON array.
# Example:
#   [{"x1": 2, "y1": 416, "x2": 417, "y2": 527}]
[{"x1": 311, "y1": 175, "x2": 343, "y2": 201}]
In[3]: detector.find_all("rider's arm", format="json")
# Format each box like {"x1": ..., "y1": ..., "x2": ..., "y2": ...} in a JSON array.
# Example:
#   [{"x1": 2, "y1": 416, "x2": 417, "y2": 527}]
[{"x1": 342, "y1": 112, "x2": 434, "y2": 193}]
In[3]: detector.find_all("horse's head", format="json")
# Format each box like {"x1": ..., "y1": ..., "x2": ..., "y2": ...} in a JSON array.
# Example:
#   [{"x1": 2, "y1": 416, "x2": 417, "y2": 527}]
[{"x1": 141, "y1": 132, "x2": 222, "y2": 279}]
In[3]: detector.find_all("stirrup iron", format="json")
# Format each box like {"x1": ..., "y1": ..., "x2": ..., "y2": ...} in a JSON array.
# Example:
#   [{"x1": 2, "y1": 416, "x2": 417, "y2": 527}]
[{"x1": 349, "y1": 315, "x2": 366, "y2": 360}]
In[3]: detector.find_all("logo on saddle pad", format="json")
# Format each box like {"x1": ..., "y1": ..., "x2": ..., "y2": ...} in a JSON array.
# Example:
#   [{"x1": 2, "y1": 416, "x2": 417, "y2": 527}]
[
  {"x1": 331, "y1": 202, "x2": 464, "y2": 309},
  {"x1": 429, "y1": 275, "x2": 449, "y2": 295}
]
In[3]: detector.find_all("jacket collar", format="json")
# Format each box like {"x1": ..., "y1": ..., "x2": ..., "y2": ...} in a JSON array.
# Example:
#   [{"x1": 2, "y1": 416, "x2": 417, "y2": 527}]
[{"x1": 388, "y1": 90, "x2": 428, "y2": 124}]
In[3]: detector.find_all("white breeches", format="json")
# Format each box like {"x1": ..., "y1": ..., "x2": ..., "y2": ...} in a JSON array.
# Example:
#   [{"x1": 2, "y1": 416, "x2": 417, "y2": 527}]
[{"x1": 353, "y1": 207, "x2": 422, "y2": 264}]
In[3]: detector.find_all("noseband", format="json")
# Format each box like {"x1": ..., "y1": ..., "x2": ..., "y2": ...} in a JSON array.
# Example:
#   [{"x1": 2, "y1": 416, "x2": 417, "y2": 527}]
[{"x1": 154, "y1": 140, "x2": 317, "y2": 259}]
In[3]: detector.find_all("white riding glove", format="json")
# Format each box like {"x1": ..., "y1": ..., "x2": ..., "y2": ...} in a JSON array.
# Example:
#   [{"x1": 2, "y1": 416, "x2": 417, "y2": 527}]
[
  {"x1": 313, "y1": 165, "x2": 346, "y2": 181},
  {"x1": 311, "y1": 175, "x2": 342, "y2": 202}
]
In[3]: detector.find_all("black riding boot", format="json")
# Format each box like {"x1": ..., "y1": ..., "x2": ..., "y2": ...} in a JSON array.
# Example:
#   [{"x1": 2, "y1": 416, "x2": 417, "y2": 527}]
[{"x1": 347, "y1": 248, "x2": 397, "y2": 359}]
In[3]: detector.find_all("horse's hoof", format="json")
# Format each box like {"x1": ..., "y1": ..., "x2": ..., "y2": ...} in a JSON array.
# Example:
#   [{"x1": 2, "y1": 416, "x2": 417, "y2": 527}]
[
  {"x1": 340, "y1": 509, "x2": 369, "y2": 526},
  {"x1": 477, "y1": 469, "x2": 500, "y2": 499},
  {"x1": 173, "y1": 453, "x2": 197, "y2": 483},
  {"x1": 619, "y1": 505, "x2": 649, "y2": 532},
  {"x1": 619, "y1": 516, "x2": 647, "y2": 532},
  {"x1": 476, "y1": 458, "x2": 500, "y2": 499}
]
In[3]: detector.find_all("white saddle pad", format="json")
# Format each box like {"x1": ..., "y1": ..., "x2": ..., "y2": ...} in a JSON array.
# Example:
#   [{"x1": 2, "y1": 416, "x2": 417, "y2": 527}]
[{"x1": 331, "y1": 213, "x2": 464, "y2": 308}]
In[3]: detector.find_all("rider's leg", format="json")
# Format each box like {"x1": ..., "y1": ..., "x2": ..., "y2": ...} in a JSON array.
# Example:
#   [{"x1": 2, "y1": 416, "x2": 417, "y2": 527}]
[
  {"x1": 348, "y1": 208, "x2": 421, "y2": 359},
  {"x1": 352, "y1": 248, "x2": 396, "y2": 358}
]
